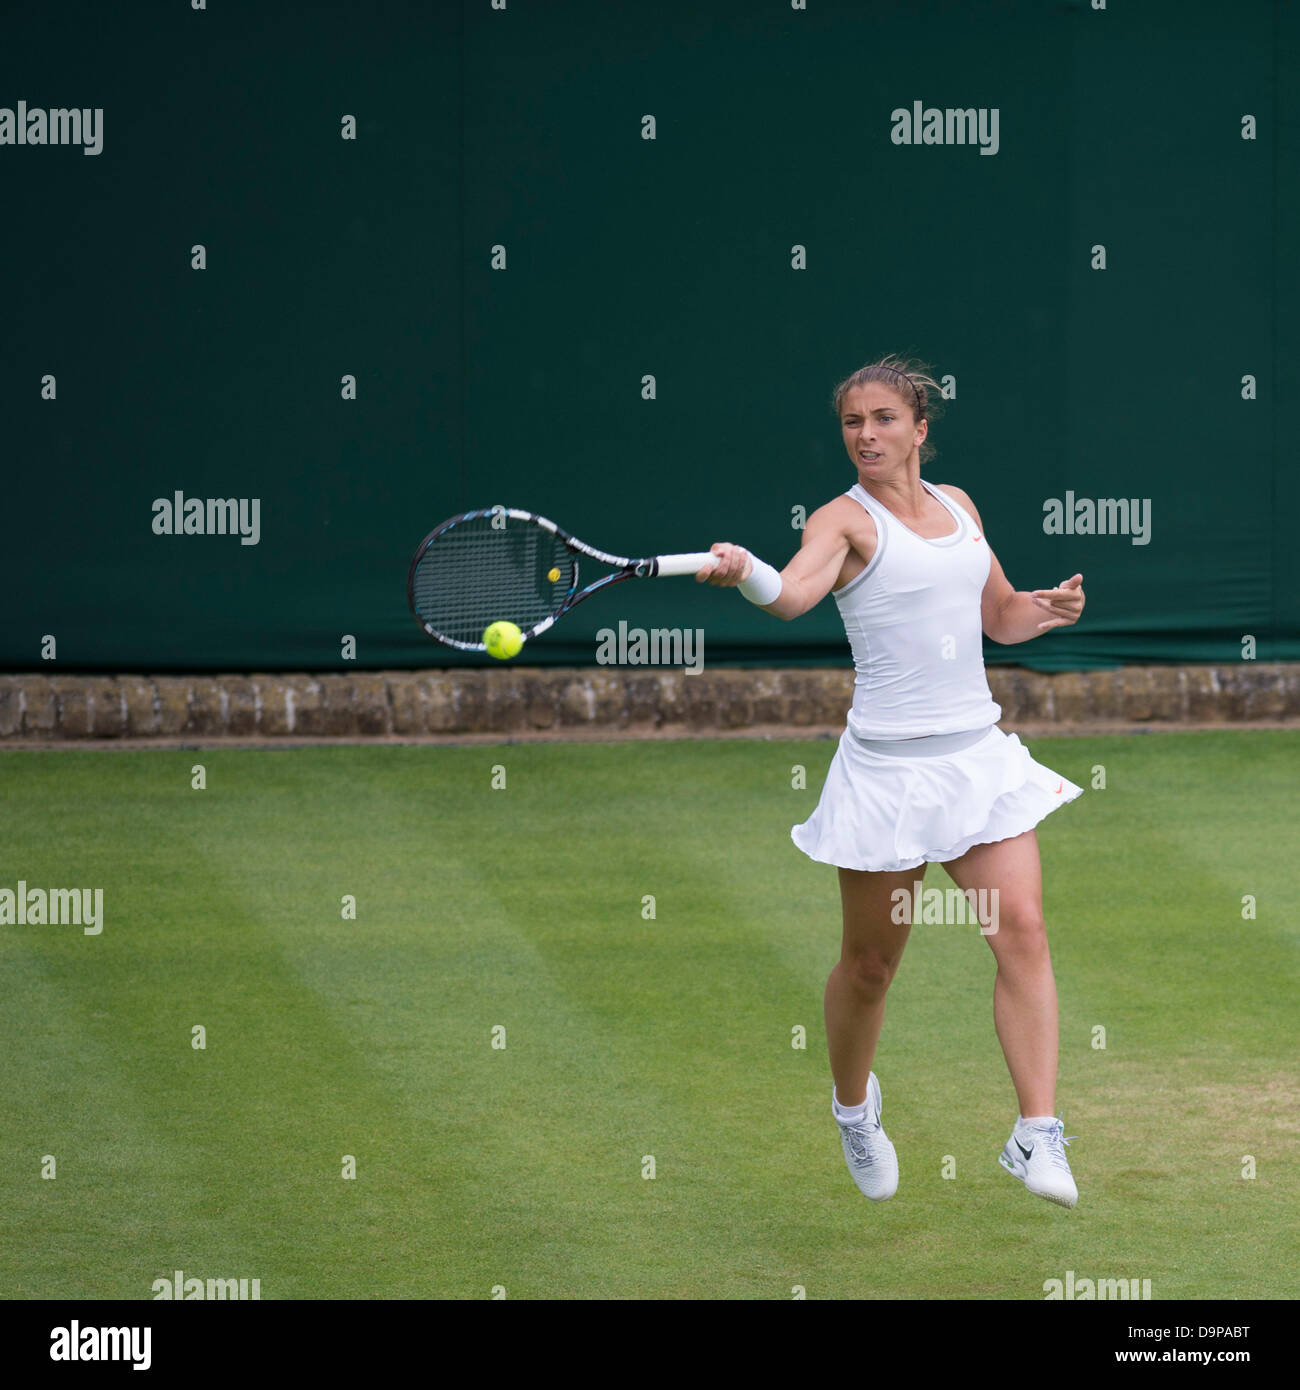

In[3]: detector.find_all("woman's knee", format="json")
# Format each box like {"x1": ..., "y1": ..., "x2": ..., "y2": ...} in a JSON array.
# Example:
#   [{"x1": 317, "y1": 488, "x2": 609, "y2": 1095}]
[
  {"x1": 987, "y1": 898, "x2": 1050, "y2": 964},
  {"x1": 838, "y1": 948, "x2": 902, "y2": 1001}
]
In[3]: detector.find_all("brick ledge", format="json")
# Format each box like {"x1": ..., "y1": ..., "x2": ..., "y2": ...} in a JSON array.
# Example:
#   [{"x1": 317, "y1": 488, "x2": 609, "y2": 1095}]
[{"x1": 1, "y1": 665, "x2": 1298, "y2": 741}]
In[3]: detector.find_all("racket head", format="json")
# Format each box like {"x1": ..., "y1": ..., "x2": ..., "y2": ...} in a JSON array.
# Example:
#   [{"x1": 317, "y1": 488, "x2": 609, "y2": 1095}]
[{"x1": 407, "y1": 507, "x2": 579, "y2": 651}]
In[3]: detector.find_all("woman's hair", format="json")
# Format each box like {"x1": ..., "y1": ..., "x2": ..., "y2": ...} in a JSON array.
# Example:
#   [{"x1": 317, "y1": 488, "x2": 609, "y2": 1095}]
[{"x1": 831, "y1": 354, "x2": 944, "y2": 466}]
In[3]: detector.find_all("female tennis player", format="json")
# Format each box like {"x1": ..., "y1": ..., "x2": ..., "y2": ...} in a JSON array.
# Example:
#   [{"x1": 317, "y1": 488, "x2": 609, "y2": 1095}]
[{"x1": 699, "y1": 357, "x2": 1085, "y2": 1208}]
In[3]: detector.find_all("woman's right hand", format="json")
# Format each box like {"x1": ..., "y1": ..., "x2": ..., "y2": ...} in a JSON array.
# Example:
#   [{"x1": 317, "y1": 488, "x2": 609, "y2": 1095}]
[{"x1": 696, "y1": 543, "x2": 753, "y2": 585}]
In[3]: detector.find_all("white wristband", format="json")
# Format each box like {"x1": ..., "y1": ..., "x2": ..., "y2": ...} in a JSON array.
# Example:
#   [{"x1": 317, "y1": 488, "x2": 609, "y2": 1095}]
[{"x1": 738, "y1": 551, "x2": 783, "y2": 606}]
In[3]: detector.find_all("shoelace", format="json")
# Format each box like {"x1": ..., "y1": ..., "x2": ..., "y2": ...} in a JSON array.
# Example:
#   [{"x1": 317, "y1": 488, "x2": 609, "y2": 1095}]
[
  {"x1": 1033, "y1": 1116, "x2": 1077, "y2": 1172},
  {"x1": 840, "y1": 1116, "x2": 881, "y2": 1168}
]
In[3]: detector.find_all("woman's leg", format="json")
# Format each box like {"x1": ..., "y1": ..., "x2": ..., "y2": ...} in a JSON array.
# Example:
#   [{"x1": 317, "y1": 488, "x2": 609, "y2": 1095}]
[
  {"x1": 824, "y1": 863, "x2": 926, "y2": 1107},
  {"x1": 941, "y1": 829, "x2": 1058, "y2": 1117}
]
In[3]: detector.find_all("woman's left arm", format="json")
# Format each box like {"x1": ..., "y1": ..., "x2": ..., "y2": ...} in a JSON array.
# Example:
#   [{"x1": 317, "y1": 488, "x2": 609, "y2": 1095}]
[{"x1": 937, "y1": 484, "x2": 1085, "y2": 645}]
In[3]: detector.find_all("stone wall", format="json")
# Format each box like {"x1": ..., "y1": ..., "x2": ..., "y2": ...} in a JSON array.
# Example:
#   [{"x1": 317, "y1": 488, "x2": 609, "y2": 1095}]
[{"x1": 1, "y1": 665, "x2": 1297, "y2": 741}]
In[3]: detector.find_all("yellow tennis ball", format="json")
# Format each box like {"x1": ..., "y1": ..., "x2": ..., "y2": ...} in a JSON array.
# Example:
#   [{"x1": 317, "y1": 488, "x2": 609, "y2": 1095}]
[
  {"x1": 547, "y1": 566, "x2": 561, "y2": 583},
  {"x1": 483, "y1": 620, "x2": 523, "y2": 660}
]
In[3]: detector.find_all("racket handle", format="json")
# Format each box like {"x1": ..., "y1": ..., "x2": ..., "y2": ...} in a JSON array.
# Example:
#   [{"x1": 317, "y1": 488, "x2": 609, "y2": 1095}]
[{"x1": 651, "y1": 552, "x2": 722, "y2": 578}]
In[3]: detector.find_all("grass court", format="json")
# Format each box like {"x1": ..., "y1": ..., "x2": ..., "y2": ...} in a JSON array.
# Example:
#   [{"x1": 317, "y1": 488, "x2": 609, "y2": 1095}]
[{"x1": 1, "y1": 731, "x2": 1296, "y2": 1299}]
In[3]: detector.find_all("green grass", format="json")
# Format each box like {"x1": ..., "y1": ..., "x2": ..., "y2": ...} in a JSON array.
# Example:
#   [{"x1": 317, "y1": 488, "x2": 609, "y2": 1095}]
[{"x1": 0, "y1": 732, "x2": 1297, "y2": 1299}]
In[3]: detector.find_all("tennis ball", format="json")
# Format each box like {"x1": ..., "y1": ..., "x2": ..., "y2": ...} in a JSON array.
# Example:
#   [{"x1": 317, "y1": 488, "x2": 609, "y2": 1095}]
[
  {"x1": 484, "y1": 620, "x2": 524, "y2": 660},
  {"x1": 547, "y1": 566, "x2": 561, "y2": 583}
]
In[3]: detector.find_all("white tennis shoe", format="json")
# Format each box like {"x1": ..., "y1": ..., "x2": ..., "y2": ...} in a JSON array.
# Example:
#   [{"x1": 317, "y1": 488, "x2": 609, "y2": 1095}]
[
  {"x1": 833, "y1": 1072, "x2": 899, "y2": 1201},
  {"x1": 999, "y1": 1114, "x2": 1078, "y2": 1208}
]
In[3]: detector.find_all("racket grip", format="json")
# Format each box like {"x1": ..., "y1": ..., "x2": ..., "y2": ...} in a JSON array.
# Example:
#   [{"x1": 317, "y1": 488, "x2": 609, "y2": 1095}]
[{"x1": 652, "y1": 552, "x2": 722, "y2": 578}]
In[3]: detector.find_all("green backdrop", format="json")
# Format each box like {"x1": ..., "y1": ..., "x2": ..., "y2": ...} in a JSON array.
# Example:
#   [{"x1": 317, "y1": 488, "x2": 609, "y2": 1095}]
[{"x1": 2, "y1": 0, "x2": 1295, "y2": 673}]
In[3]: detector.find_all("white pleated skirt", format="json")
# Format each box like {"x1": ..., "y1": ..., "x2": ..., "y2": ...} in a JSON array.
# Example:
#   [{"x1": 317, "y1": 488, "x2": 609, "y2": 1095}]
[{"x1": 791, "y1": 723, "x2": 1083, "y2": 873}]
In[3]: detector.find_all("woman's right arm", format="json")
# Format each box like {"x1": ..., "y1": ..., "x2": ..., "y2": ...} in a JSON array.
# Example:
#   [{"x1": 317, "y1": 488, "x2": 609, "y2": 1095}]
[{"x1": 699, "y1": 501, "x2": 859, "y2": 622}]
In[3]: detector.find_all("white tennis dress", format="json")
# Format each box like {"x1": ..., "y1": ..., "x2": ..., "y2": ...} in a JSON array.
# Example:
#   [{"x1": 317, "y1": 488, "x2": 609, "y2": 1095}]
[{"x1": 791, "y1": 478, "x2": 1083, "y2": 872}]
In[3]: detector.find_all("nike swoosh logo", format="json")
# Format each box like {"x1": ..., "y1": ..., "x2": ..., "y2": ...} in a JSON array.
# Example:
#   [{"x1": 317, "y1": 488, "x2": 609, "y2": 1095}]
[
  {"x1": 1054, "y1": 780, "x2": 1063, "y2": 794},
  {"x1": 973, "y1": 533, "x2": 982, "y2": 541},
  {"x1": 1015, "y1": 1139, "x2": 1033, "y2": 1161}
]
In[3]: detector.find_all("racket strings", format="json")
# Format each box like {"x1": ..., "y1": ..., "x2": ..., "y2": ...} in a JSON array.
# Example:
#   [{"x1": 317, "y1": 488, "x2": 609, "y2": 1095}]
[{"x1": 411, "y1": 516, "x2": 572, "y2": 645}]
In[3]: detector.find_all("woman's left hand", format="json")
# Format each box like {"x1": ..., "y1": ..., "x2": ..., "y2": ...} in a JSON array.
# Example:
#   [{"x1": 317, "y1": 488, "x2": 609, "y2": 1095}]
[{"x1": 1031, "y1": 573, "x2": 1085, "y2": 630}]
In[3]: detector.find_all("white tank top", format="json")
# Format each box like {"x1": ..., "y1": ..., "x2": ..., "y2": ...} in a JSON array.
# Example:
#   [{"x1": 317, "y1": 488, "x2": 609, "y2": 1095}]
[{"x1": 832, "y1": 477, "x2": 1002, "y2": 740}]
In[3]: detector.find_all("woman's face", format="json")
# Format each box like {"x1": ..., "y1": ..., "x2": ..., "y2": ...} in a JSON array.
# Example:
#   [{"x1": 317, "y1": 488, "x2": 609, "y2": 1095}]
[{"x1": 840, "y1": 383, "x2": 926, "y2": 480}]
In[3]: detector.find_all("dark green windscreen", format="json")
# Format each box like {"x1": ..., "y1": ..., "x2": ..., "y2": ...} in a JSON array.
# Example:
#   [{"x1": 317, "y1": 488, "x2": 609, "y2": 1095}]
[{"x1": 1, "y1": 0, "x2": 1293, "y2": 672}]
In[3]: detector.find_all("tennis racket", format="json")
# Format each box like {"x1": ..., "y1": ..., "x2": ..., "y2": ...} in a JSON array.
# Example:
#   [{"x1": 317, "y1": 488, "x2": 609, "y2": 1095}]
[{"x1": 407, "y1": 505, "x2": 722, "y2": 651}]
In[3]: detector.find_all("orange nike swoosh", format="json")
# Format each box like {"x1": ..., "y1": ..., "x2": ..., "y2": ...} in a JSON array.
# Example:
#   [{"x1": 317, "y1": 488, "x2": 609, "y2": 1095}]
[
  {"x1": 973, "y1": 533, "x2": 982, "y2": 541},
  {"x1": 1054, "y1": 780, "x2": 1063, "y2": 794}
]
